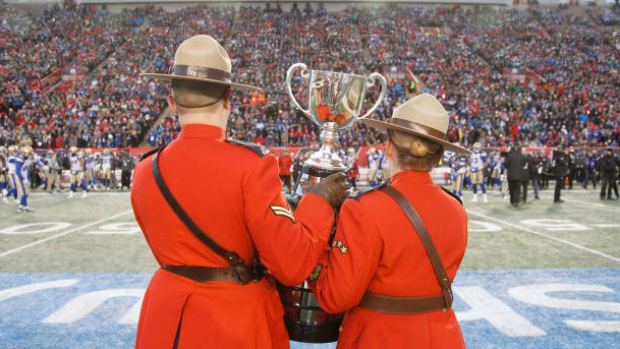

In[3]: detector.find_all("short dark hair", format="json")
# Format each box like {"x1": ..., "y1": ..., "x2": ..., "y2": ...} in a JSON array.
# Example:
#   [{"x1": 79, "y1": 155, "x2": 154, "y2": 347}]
[{"x1": 171, "y1": 80, "x2": 230, "y2": 109}]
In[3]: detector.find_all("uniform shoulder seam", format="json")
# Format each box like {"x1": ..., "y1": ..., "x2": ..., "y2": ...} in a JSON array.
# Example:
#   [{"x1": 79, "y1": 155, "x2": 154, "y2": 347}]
[
  {"x1": 351, "y1": 181, "x2": 389, "y2": 201},
  {"x1": 439, "y1": 186, "x2": 463, "y2": 205},
  {"x1": 225, "y1": 139, "x2": 270, "y2": 157},
  {"x1": 139, "y1": 147, "x2": 160, "y2": 163}
]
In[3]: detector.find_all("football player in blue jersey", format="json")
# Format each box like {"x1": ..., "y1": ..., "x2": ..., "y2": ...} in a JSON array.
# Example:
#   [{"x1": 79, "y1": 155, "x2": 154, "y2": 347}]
[
  {"x1": 468, "y1": 142, "x2": 488, "y2": 203},
  {"x1": 12, "y1": 146, "x2": 34, "y2": 212},
  {"x1": 451, "y1": 153, "x2": 468, "y2": 199},
  {"x1": 5, "y1": 145, "x2": 19, "y2": 204}
]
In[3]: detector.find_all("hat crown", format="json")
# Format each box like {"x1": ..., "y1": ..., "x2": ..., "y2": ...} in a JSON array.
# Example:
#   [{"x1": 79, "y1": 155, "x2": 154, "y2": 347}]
[
  {"x1": 174, "y1": 35, "x2": 231, "y2": 73},
  {"x1": 392, "y1": 93, "x2": 448, "y2": 135}
]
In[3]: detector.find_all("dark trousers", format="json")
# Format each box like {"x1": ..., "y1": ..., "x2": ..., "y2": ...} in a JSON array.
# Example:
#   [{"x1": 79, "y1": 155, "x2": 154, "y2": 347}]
[
  {"x1": 349, "y1": 177, "x2": 357, "y2": 190},
  {"x1": 121, "y1": 171, "x2": 131, "y2": 189},
  {"x1": 583, "y1": 170, "x2": 597, "y2": 188},
  {"x1": 554, "y1": 177, "x2": 565, "y2": 202},
  {"x1": 600, "y1": 176, "x2": 619, "y2": 199},
  {"x1": 280, "y1": 175, "x2": 292, "y2": 192},
  {"x1": 508, "y1": 179, "x2": 521, "y2": 205},
  {"x1": 521, "y1": 180, "x2": 529, "y2": 202}
]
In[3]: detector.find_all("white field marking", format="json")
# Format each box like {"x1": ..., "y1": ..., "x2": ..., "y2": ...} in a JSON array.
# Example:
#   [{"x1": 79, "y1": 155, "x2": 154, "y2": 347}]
[
  {"x1": 42, "y1": 288, "x2": 145, "y2": 324},
  {"x1": 1, "y1": 222, "x2": 72, "y2": 235},
  {"x1": 466, "y1": 210, "x2": 620, "y2": 263},
  {"x1": 0, "y1": 279, "x2": 79, "y2": 302},
  {"x1": 592, "y1": 224, "x2": 620, "y2": 228},
  {"x1": 0, "y1": 210, "x2": 133, "y2": 258}
]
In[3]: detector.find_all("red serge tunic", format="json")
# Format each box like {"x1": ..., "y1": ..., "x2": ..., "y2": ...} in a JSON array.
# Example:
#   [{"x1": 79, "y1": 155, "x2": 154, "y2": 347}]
[
  {"x1": 311, "y1": 171, "x2": 468, "y2": 349},
  {"x1": 131, "y1": 124, "x2": 335, "y2": 349}
]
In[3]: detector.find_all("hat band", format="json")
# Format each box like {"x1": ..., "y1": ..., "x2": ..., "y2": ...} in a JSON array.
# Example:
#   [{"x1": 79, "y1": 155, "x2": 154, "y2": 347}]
[
  {"x1": 388, "y1": 118, "x2": 445, "y2": 140},
  {"x1": 173, "y1": 65, "x2": 232, "y2": 83}
]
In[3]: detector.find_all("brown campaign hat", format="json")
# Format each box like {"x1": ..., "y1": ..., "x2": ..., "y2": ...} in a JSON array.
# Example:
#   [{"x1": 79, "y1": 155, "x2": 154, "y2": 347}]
[
  {"x1": 141, "y1": 35, "x2": 260, "y2": 91},
  {"x1": 361, "y1": 93, "x2": 471, "y2": 155}
]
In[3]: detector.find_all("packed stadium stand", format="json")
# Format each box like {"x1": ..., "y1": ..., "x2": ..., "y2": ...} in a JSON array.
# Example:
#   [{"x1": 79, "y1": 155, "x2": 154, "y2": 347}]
[{"x1": 1, "y1": 0, "x2": 618, "y2": 150}]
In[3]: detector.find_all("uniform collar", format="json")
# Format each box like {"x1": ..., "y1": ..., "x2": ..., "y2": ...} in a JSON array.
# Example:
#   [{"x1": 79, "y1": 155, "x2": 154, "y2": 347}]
[
  {"x1": 178, "y1": 124, "x2": 225, "y2": 139},
  {"x1": 391, "y1": 170, "x2": 433, "y2": 187}
]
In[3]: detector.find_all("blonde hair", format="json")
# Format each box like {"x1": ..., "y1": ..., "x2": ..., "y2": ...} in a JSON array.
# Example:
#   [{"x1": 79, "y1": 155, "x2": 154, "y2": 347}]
[{"x1": 388, "y1": 130, "x2": 443, "y2": 172}]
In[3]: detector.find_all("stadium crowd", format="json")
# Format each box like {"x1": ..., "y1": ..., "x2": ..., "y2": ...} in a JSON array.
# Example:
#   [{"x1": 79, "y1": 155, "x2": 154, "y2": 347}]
[{"x1": 0, "y1": 2, "x2": 618, "y2": 151}]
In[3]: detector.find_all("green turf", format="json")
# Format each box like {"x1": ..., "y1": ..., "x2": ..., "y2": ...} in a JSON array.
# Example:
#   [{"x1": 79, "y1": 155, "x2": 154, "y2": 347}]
[{"x1": 0, "y1": 188, "x2": 618, "y2": 273}]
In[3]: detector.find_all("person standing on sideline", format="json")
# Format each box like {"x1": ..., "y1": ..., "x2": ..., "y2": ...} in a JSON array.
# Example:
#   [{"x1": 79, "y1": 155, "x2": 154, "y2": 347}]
[
  {"x1": 552, "y1": 146, "x2": 570, "y2": 204},
  {"x1": 599, "y1": 147, "x2": 619, "y2": 200},
  {"x1": 278, "y1": 149, "x2": 293, "y2": 192},
  {"x1": 583, "y1": 150, "x2": 598, "y2": 189},
  {"x1": 119, "y1": 150, "x2": 134, "y2": 191},
  {"x1": 504, "y1": 146, "x2": 527, "y2": 207},
  {"x1": 310, "y1": 94, "x2": 470, "y2": 349},
  {"x1": 135, "y1": 35, "x2": 350, "y2": 349}
]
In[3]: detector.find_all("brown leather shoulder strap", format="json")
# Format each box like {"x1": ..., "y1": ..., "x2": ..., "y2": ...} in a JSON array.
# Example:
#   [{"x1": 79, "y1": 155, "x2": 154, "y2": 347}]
[
  {"x1": 151, "y1": 146, "x2": 244, "y2": 267},
  {"x1": 379, "y1": 185, "x2": 453, "y2": 306}
]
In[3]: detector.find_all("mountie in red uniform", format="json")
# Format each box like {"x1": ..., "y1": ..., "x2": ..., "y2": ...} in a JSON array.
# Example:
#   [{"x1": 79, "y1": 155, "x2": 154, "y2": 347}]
[
  {"x1": 311, "y1": 171, "x2": 468, "y2": 349},
  {"x1": 131, "y1": 124, "x2": 336, "y2": 349}
]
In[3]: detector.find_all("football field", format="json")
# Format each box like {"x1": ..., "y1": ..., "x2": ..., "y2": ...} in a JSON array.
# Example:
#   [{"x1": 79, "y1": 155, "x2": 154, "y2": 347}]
[{"x1": 0, "y1": 188, "x2": 618, "y2": 348}]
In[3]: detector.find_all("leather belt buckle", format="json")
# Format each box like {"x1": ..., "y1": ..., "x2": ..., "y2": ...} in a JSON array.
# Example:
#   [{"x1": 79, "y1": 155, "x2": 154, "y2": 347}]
[{"x1": 234, "y1": 263, "x2": 251, "y2": 285}]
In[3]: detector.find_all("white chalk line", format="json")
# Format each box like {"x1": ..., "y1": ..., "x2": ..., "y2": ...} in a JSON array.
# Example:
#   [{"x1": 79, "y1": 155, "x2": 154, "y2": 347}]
[
  {"x1": 0, "y1": 210, "x2": 134, "y2": 258},
  {"x1": 466, "y1": 210, "x2": 620, "y2": 263}
]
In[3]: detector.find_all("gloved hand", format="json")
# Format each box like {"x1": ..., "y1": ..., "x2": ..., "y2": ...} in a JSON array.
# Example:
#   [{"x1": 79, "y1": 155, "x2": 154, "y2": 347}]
[{"x1": 309, "y1": 172, "x2": 350, "y2": 209}]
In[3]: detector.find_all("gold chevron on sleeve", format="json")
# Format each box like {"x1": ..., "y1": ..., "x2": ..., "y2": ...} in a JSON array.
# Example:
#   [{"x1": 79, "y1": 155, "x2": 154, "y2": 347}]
[{"x1": 270, "y1": 205, "x2": 296, "y2": 222}]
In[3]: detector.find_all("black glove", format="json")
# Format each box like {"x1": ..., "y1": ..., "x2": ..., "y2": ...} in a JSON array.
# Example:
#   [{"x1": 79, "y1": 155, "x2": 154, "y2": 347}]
[{"x1": 309, "y1": 172, "x2": 350, "y2": 209}]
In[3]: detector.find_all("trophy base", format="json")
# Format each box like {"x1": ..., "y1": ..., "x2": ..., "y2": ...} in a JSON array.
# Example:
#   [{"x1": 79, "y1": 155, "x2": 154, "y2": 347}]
[{"x1": 277, "y1": 281, "x2": 344, "y2": 343}]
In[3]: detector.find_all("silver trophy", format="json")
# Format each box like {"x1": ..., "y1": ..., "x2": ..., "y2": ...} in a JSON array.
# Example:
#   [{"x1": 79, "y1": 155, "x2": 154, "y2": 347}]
[
  {"x1": 286, "y1": 63, "x2": 387, "y2": 195},
  {"x1": 279, "y1": 63, "x2": 386, "y2": 343}
]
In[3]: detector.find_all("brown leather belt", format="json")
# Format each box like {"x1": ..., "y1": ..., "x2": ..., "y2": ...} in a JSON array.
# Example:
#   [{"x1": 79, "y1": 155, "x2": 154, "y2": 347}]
[
  {"x1": 356, "y1": 185, "x2": 456, "y2": 315},
  {"x1": 359, "y1": 290, "x2": 452, "y2": 315},
  {"x1": 163, "y1": 261, "x2": 266, "y2": 285}
]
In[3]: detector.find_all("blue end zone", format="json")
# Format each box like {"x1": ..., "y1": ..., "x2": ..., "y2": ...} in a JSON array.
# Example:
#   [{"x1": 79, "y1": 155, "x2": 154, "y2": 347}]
[{"x1": 0, "y1": 268, "x2": 618, "y2": 349}]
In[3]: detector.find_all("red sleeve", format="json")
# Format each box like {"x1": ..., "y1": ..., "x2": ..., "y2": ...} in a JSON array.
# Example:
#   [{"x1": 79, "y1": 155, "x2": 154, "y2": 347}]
[
  {"x1": 243, "y1": 155, "x2": 335, "y2": 286},
  {"x1": 310, "y1": 198, "x2": 382, "y2": 313},
  {"x1": 131, "y1": 161, "x2": 163, "y2": 267}
]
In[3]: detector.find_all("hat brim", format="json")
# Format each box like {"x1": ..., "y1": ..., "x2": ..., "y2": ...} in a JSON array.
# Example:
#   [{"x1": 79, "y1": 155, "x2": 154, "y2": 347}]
[
  {"x1": 140, "y1": 73, "x2": 261, "y2": 91},
  {"x1": 360, "y1": 118, "x2": 471, "y2": 155}
]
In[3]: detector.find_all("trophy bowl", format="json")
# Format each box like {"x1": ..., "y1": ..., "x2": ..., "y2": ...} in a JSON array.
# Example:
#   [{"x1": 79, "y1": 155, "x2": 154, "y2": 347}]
[
  {"x1": 280, "y1": 63, "x2": 386, "y2": 343},
  {"x1": 285, "y1": 63, "x2": 387, "y2": 174}
]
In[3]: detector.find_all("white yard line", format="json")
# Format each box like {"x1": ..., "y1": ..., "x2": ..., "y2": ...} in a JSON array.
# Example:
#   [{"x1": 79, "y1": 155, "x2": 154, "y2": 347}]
[
  {"x1": 466, "y1": 210, "x2": 620, "y2": 263},
  {"x1": 0, "y1": 210, "x2": 134, "y2": 258}
]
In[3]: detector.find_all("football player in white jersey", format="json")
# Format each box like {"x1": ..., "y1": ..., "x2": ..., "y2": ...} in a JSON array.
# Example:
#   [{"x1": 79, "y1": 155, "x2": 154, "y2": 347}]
[
  {"x1": 68, "y1": 147, "x2": 87, "y2": 198},
  {"x1": 84, "y1": 149, "x2": 97, "y2": 191},
  {"x1": 469, "y1": 142, "x2": 488, "y2": 203},
  {"x1": 101, "y1": 149, "x2": 114, "y2": 190}
]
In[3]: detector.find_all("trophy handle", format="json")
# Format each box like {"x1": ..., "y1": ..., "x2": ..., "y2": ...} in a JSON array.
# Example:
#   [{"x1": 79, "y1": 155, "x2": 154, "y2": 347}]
[
  {"x1": 286, "y1": 63, "x2": 312, "y2": 118},
  {"x1": 359, "y1": 72, "x2": 388, "y2": 119}
]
